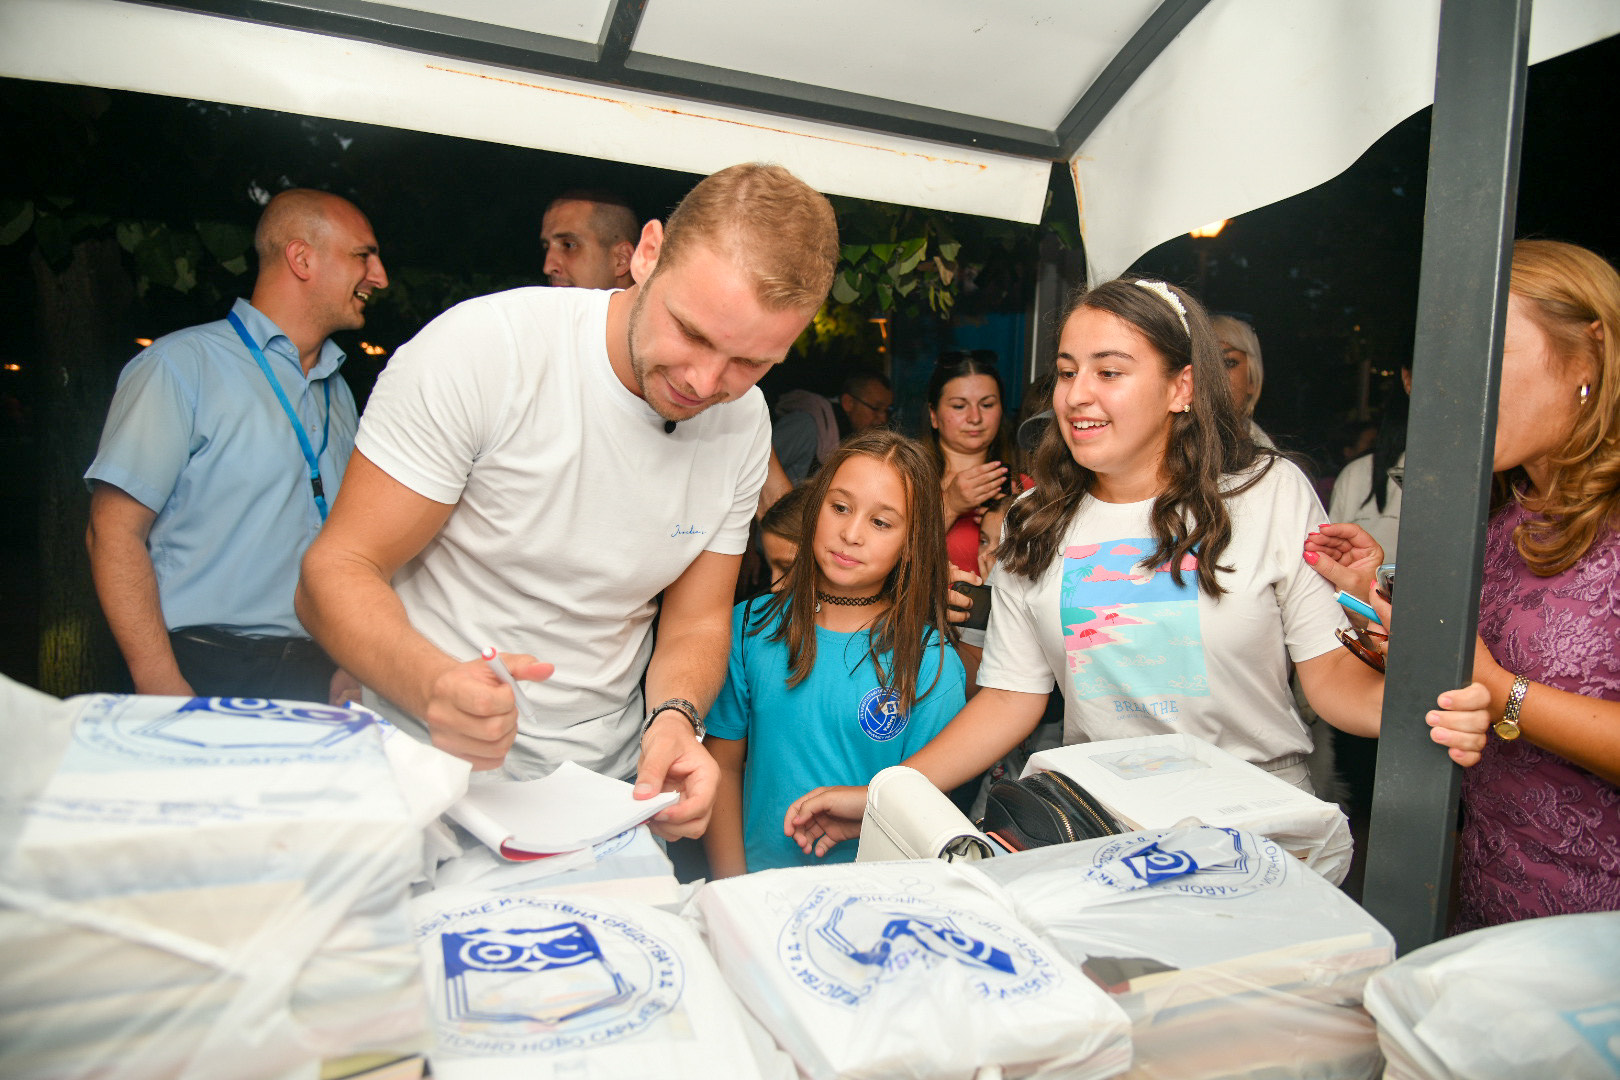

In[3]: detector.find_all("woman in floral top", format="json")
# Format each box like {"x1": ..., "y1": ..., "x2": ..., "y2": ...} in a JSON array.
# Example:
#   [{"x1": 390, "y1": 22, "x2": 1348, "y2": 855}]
[{"x1": 1309, "y1": 239, "x2": 1620, "y2": 929}]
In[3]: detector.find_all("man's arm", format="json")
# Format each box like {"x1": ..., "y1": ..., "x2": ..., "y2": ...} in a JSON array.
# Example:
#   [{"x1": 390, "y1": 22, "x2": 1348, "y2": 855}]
[
  {"x1": 86, "y1": 482, "x2": 192, "y2": 695},
  {"x1": 632, "y1": 548, "x2": 738, "y2": 838},
  {"x1": 295, "y1": 450, "x2": 551, "y2": 770},
  {"x1": 756, "y1": 448, "x2": 792, "y2": 520}
]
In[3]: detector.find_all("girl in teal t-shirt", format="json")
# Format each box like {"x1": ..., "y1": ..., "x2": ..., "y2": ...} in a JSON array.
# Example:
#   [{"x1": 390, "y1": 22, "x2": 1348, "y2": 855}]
[{"x1": 703, "y1": 430, "x2": 966, "y2": 874}]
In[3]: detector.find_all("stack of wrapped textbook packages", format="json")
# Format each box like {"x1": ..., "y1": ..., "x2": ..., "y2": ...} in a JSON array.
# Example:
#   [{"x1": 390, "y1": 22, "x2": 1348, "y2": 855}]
[
  {"x1": 4, "y1": 681, "x2": 1400, "y2": 1080},
  {"x1": 0, "y1": 684, "x2": 464, "y2": 1079}
]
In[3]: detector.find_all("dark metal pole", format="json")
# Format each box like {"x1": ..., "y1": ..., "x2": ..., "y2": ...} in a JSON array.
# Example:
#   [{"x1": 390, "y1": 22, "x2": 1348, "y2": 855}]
[{"x1": 1362, "y1": 0, "x2": 1530, "y2": 953}]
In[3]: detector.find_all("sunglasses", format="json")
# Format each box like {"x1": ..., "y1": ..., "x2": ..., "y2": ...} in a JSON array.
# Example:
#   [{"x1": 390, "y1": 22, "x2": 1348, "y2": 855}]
[{"x1": 1336, "y1": 625, "x2": 1389, "y2": 673}]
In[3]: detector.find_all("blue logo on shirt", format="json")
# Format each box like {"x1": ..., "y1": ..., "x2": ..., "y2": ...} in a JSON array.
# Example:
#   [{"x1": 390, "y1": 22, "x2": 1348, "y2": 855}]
[{"x1": 857, "y1": 687, "x2": 906, "y2": 742}]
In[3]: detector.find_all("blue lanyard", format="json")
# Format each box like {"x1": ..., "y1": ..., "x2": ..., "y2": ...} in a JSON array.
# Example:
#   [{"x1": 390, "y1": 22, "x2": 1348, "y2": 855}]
[{"x1": 227, "y1": 311, "x2": 331, "y2": 521}]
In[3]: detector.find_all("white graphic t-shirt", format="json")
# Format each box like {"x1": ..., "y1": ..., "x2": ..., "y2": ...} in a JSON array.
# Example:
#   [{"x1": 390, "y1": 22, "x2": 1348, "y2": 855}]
[{"x1": 978, "y1": 460, "x2": 1347, "y2": 768}]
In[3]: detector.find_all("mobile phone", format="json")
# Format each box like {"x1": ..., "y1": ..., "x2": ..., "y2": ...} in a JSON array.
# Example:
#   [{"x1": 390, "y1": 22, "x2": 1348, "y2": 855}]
[
  {"x1": 1375, "y1": 563, "x2": 1395, "y2": 600},
  {"x1": 951, "y1": 582, "x2": 993, "y2": 632}
]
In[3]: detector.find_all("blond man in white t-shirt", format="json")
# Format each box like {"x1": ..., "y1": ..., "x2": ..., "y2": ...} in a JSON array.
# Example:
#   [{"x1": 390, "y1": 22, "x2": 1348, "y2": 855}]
[{"x1": 296, "y1": 163, "x2": 839, "y2": 839}]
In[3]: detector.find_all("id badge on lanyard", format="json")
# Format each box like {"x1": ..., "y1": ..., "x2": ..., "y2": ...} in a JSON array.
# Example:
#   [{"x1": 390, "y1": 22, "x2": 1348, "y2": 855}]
[{"x1": 227, "y1": 310, "x2": 331, "y2": 521}]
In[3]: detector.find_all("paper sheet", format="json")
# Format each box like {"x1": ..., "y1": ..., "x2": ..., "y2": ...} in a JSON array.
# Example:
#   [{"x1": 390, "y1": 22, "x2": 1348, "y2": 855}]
[{"x1": 446, "y1": 762, "x2": 678, "y2": 857}]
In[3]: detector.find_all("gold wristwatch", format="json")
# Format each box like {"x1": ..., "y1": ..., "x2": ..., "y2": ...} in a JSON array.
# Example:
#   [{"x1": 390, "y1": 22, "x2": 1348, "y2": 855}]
[{"x1": 1493, "y1": 674, "x2": 1529, "y2": 740}]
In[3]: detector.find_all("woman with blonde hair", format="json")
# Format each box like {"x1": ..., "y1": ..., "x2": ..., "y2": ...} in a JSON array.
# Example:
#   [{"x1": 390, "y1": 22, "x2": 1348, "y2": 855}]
[
  {"x1": 1210, "y1": 313, "x2": 1272, "y2": 448},
  {"x1": 1308, "y1": 238, "x2": 1620, "y2": 930}
]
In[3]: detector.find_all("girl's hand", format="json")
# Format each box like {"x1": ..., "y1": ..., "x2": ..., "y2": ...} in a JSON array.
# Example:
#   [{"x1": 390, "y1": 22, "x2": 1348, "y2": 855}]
[
  {"x1": 942, "y1": 461, "x2": 1008, "y2": 520},
  {"x1": 784, "y1": 785, "x2": 868, "y2": 857},
  {"x1": 1304, "y1": 521, "x2": 1384, "y2": 599},
  {"x1": 1368, "y1": 584, "x2": 1393, "y2": 644},
  {"x1": 946, "y1": 566, "x2": 982, "y2": 626},
  {"x1": 1427, "y1": 681, "x2": 1492, "y2": 766}
]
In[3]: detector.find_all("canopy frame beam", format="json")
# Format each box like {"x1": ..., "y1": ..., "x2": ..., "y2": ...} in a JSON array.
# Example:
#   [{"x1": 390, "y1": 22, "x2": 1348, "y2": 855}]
[
  {"x1": 1363, "y1": 0, "x2": 1530, "y2": 953},
  {"x1": 131, "y1": 0, "x2": 1204, "y2": 160}
]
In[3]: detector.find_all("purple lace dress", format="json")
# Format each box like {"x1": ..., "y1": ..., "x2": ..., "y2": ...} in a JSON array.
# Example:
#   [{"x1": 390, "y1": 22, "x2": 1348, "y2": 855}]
[{"x1": 1454, "y1": 502, "x2": 1620, "y2": 932}]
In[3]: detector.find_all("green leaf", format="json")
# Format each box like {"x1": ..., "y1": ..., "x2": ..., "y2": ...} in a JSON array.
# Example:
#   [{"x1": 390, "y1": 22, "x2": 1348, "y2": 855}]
[
  {"x1": 173, "y1": 256, "x2": 196, "y2": 293},
  {"x1": 840, "y1": 243, "x2": 869, "y2": 263},
  {"x1": 134, "y1": 227, "x2": 177, "y2": 289},
  {"x1": 115, "y1": 221, "x2": 144, "y2": 253},
  {"x1": 895, "y1": 237, "x2": 927, "y2": 276},
  {"x1": 870, "y1": 242, "x2": 898, "y2": 262},
  {"x1": 938, "y1": 240, "x2": 962, "y2": 261},
  {"x1": 196, "y1": 220, "x2": 252, "y2": 264},
  {"x1": 220, "y1": 255, "x2": 249, "y2": 276},
  {"x1": 64, "y1": 212, "x2": 110, "y2": 236},
  {"x1": 830, "y1": 270, "x2": 859, "y2": 305},
  {"x1": 34, "y1": 212, "x2": 72, "y2": 269},
  {"x1": 876, "y1": 281, "x2": 893, "y2": 311},
  {"x1": 0, "y1": 200, "x2": 33, "y2": 246}
]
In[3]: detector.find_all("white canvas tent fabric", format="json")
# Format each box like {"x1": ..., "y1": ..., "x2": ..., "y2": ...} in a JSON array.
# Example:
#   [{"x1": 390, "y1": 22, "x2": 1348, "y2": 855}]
[
  {"x1": 0, "y1": 0, "x2": 1616, "y2": 279},
  {"x1": 0, "y1": 0, "x2": 1051, "y2": 224},
  {"x1": 1071, "y1": 0, "x2": 1620, "y2": 282}
]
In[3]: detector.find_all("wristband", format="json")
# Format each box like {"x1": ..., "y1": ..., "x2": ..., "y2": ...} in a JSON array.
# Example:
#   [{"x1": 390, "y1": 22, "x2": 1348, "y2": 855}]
[{"x1": 642, "y1": 697, "x2": 705, "y2": 741}]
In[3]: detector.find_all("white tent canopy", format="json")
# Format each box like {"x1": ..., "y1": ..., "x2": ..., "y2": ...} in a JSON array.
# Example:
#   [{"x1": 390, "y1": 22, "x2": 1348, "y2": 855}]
[{"x1": 3, "y1": 0, "x2": 1616, "y2": 279}]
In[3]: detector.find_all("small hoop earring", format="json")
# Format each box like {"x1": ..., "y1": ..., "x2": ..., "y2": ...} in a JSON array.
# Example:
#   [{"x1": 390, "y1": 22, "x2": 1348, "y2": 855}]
[{"x1": 1579, "y1": 383, "x2": 1591, "y2": 405}]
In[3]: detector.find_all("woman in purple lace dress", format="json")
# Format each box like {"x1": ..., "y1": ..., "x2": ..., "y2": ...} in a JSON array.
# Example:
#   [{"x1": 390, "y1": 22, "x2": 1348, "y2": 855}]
[{"x1": 1308, "y1": 239, "x2": 1620, "y2": 930}]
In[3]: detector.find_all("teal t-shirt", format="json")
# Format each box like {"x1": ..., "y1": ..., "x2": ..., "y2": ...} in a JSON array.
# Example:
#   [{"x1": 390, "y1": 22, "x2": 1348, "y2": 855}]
[{"x1": 707, "y1": 598, "x2": 967, "y2": 871}]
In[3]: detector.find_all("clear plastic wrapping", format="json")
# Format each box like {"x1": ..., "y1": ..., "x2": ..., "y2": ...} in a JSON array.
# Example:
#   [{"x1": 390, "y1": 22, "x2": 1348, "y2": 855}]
[
  {"x1": 0, "y1": 693, "x2": 459, "y2": 1079},
  {"x1": 975, "y1": 825, "x2": 1392, "y2": 1079},
  {"x1": 693, "y1": 858, "x2": 1133, "y2": 1080}
]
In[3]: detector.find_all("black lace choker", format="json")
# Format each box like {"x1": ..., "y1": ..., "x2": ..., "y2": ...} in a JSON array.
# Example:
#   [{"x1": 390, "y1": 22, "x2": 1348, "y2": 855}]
[{"x1": 815, "y1": 590, "x2": 882, "y2": 613}]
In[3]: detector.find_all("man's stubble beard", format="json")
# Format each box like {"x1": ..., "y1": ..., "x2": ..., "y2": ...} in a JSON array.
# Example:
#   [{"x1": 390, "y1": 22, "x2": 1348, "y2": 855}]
[{"x1": 624, "y1": 284, "x2": 665, "y2": 420}]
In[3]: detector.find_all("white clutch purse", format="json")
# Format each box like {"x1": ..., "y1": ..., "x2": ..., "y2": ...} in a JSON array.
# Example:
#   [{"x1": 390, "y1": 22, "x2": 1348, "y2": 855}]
[{"x1": 856, "y1": 765, "x2": 997, "y2": 862}]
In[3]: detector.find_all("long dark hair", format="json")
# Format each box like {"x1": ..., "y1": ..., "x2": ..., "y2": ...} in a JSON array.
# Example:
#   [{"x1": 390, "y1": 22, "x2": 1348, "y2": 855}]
[
  {"x1": 1000, "y1": 278, "x2": 1275, "y2": 596},
  {"x1": 753, "y1": 429, "x2": 955, "y2": 714},
  {"x1": 926, "y1": 350, "x2": 1021, "y2": 490},
  {"x1": 1363, "y1": 376, "x2": 1409, "y2": 513}
]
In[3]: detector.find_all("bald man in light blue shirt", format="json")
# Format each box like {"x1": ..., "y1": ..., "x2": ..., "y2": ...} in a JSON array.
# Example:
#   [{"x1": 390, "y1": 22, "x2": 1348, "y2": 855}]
[{"x1": 85, "y1": 189, "x2": 387, "y2": 701}]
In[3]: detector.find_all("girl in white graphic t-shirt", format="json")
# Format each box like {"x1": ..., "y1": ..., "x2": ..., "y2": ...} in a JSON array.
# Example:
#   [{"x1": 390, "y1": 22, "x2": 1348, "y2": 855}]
[{"x1": 784, "y1": 276, "x2": 1494, "y2": 858}]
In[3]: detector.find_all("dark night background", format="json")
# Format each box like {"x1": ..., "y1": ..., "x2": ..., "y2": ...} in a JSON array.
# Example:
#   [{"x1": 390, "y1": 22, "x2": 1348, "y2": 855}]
[{"x1": 1, "y1": 33, "x2": 1616, "y2": 693}]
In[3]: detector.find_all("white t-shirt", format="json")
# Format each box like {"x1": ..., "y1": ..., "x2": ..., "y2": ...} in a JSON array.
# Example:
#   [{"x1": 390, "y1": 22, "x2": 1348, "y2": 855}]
[
  {"x1": 355, "y1": 287, "x2": 770, "y2": 780},
  {"x1": 979, "y1": 459, "x2": 1347, "y2": 768},
  {"x1": 1328, "y1": 451, "x2": 1403, "y2": 562}
]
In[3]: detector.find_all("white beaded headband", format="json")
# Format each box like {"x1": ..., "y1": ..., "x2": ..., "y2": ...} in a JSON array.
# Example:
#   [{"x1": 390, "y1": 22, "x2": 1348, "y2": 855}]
[{"x1": 1132, "y1": 279, "x2": 1190, "y2": 335}]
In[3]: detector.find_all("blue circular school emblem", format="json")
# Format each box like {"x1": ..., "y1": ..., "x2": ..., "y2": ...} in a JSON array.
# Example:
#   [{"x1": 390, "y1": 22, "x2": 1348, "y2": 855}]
[
  {"x1": 857, "y1": 687, "x2": 906, "y2": 742},
  {"x1": 418, "y1": 895, "x2": 685, "y2": 1056},
  {"x1": 775, "y1": 884, "x2": 1060, "y2": 1009},
  {"x1": 1083, "y1": 827, "x2": 1289, "y2": 899},
  {"x1": 72, "y1": 695, "x2": 377, "y2": 768}
]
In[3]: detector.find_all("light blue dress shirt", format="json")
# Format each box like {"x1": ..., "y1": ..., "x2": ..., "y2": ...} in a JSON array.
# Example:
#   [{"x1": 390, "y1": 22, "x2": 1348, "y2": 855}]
[{"x1": 85, "y1": 298, "x2": 357, "y2": 637}]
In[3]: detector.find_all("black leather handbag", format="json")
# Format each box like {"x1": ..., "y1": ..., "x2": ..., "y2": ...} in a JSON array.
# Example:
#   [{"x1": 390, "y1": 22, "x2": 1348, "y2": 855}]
[{"x1": 979, "y1": 770, "x2": 1124, "y2": 851}]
